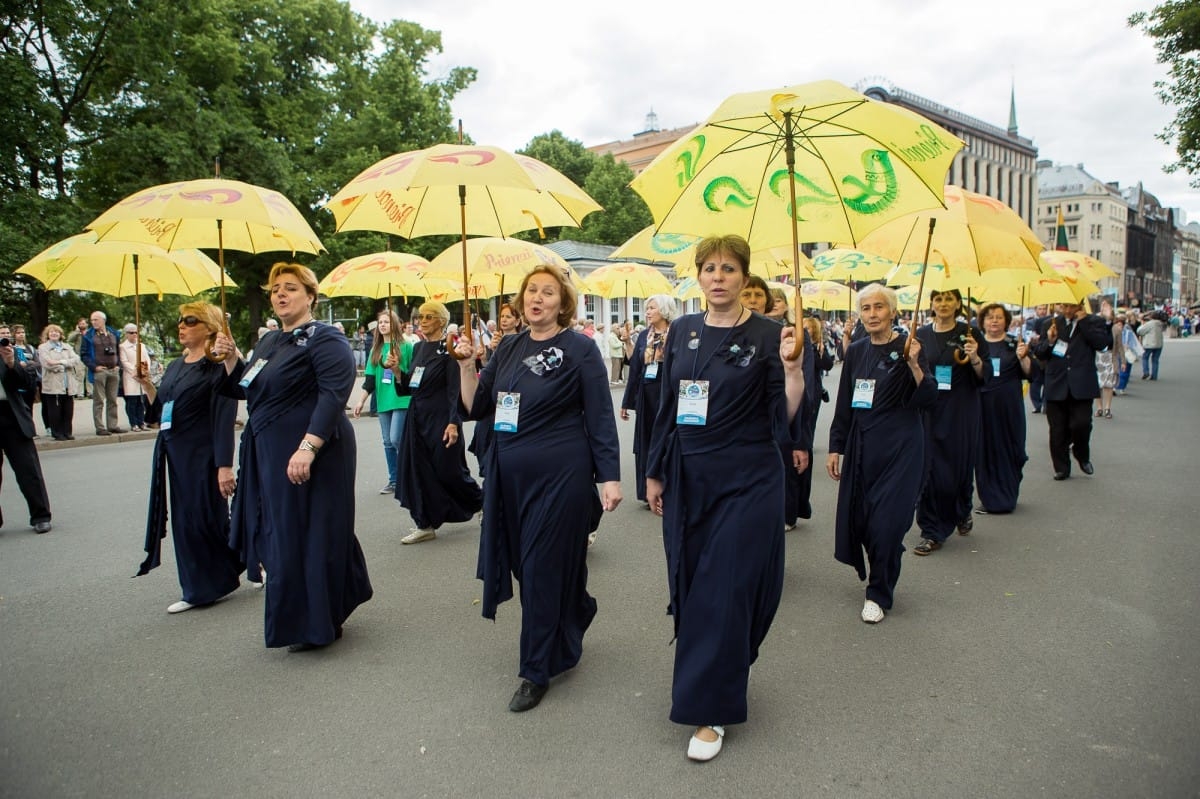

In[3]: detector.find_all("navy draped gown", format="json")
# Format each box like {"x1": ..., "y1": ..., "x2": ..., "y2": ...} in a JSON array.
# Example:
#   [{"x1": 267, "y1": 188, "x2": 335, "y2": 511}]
[
  {"x1": 915, "y1": 323, "x2": 982, "y2": 542},
  {"x1": 785, "y1": 330, "x2": 833, "y2": 525},
  {"x1": 224, "y1": 324, "x2": 373, "y2": 648},
  {"x1": 620, "y1": 326, "x2": 667, "y2": 502},
  {"x1": 397, "y1": 340, "x2": 482, "y2": 529},
  {"x1": 829, "y1": 334, "x2": 937, "y2": 609},
  {"x1": 138, "y1": 357, "x2": 243, "y2": 603},
  {"x1": 975, "y1": 337, "x2": 1028, "y2": 513},
  {"x1": 470, "y1": 329, "x2": 620, "y2": 687},
  {"x1": 646, "y1": 312, "x2": 794, "y2": 727}
]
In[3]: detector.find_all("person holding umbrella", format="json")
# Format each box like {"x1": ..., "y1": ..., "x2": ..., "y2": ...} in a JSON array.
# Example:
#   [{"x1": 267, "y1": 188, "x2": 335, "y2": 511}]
[
  {"x1": 213, "y1": 262, "x2": 373, "y2": 651},
  {"x1": 973, "y1": 303, "x2": 1032, "y2": 513},
  {"x1": 134, "y1": 302, "x2": 244, "y2": 612},
  {"x1": 911, "y1": 289, "x2": 983, "y2": 555},
  {"x1": 827, "y1": 284, "x2": 936, "y2": 623},
  {"x1": 396, "y1": 301, "x2": 482, "y2": 545},
  {"x1": 456, "y1": 265, "x2": 621, "y2": 713},
  {"x1": 620, "y1": 293, "x2": 678, "y2": 506},
  {"x1": 645, "y1": 235, "x2": 806, "y2": 762}
]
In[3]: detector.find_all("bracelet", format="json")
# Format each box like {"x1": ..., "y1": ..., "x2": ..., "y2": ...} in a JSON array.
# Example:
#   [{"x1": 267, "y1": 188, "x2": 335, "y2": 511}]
[{"x1": 298, "y1": 440, "x2": 320, "y2": 454}]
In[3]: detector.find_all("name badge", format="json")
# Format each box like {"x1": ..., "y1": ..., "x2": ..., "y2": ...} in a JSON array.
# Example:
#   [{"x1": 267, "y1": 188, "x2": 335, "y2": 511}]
[
  {"x1": 239, "y1": 358, "x2": 268, "y2": 388},
  {"x1": 381, "y1": 368, "x2": 394, "y2": 385},
  {"x1": 1052, "y1": 340, "x2": 1068, "y2": 358},
  {"x1": 676, "y1": 380, "x2": 709, "y2": 426},
  {"x1": 935, "y1": 364, "x2": 952, "y2": 390},
  {"x1": 160, "y1": 400, "x2": 175, "y2": 431},
  {"x1": 409, "y1": 365, "x2": 425, "y2": 388},
  {"x1": 494, "y1": 392, "x2": 520, "y2": 432},
  {"x1": 644, "y1": 362, "x2": 659, "y2": 380},
  {"x1": 851, "y1": 378, "x2": 876, "y2": 409},
  {"x1": 990, "y1": 357, "x2": 1001, "y2": 377}
]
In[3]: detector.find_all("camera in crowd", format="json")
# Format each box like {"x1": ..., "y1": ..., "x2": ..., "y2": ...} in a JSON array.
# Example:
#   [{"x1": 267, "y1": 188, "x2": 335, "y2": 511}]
[
  {"x1": 103, "y1": 346, "x2": 115, "y2": 355},
  {"x1": 0, "y1": 337, "x2": 10, "y2": 348}
]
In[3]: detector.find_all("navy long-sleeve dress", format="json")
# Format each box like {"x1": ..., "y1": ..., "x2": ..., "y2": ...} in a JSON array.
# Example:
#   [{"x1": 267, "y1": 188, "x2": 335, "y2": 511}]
[
  {"x1": 137, "y1": 356, "x2": 243, "y2": 603},
  {"x1": 975, "y1": 336, "x2": 1028, "y2": 513},
  {"x1": 785, "y1": 330, "x2": 834, "y2": 525},
  {"x1": 646, "y1": 312, "x2": 794, "y2": 727},
  {"x1": 829, "y1": 334, "x2": 937, "y2": 609},
  {"x1": 620, "y1": 325, "x2": 668, "y2": 502},
  {"x1": 224, "y1": 324, "x2": 372, "y2": 648},
  {"x1": 915, "y1": 322, "x2": 982, "y2": 542},
  {"x1": 469, "y1": 329, "x2": 619, "y2": 687},
  {"x1": 397, "y1": 340, "x2": 482, "y2": 529}
]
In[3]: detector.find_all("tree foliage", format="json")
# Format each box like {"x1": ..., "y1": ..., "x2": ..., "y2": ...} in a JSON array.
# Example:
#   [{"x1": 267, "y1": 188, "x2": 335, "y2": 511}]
[{"x1": 1131, "y1": 1, "x2": 1200, "y2": 185}]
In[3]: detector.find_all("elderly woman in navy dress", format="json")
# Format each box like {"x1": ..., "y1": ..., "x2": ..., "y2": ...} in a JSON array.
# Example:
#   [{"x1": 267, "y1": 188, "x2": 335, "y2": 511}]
[
  {"x1": 396, "y1": 301, "x2": 482, "y2": 545},
  {"x1": 213, "y1": 263, "x2": 372, "y2": 652},
  {"x1": 456, "y1": 265, "x2": 621, "y2": 714},
  {"x1": 645, "y1": 234, "x2": 806, "y2": 763},
  {"x1": 826, "y1": 284, "x2": 936, "y2": 624},
  {"x1": 974, "y1": 303, "x2": 1032, "y2": 514},
  {"x1": 912, "y1": 289, "x2": 982, "y2": 555},
  {"x1": 135, "y1": 301, "x2": 244, "y2": 613},
  {"x1": 620, "y1": 293, "x2": 678, "y2": 505}
]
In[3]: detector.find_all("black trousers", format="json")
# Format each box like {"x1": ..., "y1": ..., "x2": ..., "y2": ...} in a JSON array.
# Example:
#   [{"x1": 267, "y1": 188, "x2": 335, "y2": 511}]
[
  {"x1": 0, "y1": 403, "x2": 52, "y2": 527},
  {"x1": 40, "y1": 393, "x2": 74, "y2": 438},
  {"x1": 1044, "y1": 396, "x2": 1093, "y2": 474}
]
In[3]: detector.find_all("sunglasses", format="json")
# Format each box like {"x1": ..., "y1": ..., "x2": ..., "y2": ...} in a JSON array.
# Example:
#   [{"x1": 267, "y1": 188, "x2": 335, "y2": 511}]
[
  {"x1": 177, "y1": 316, "x2": 203, "y2": 327},
  {"x1": 417, "y1": 313, "x2": 441, "y2": 321}
]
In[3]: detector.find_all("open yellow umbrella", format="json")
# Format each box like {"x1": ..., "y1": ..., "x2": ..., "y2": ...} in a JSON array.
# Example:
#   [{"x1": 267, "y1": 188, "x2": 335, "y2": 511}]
[
  {"x1": 325, "y1": 144, "x2": 601, "y2": 355},
  {"x1": 673, "y1": 276, "x2": 706, "y2": 305},
  {"x1": 630, "y1": 80, "x2": 962, "y2": 348},
  {"x1": 318, "y1": 252, "x2": 457, "y2": 312},
  {"x1": 809, "y1": 247, "x2": 899, "y2": 283},
  {"x1": 611, "y1": 226, "x2": 703, "y2": 266},
  {"x1": 583, "y1": 262, "x2": 675, "y2": 300},
  {"x1": 1039, "y1": 250, "x2": 1118, "y2": 283},
  {"x1": 85, "y1": 174, "x2": 323, "y2": 357},
  {"x1": 793, "y1": 280, "x2": 859, "y2": 312},
  {"x1": 18, "y1": 232, "x2": 237, "y2": 369}
]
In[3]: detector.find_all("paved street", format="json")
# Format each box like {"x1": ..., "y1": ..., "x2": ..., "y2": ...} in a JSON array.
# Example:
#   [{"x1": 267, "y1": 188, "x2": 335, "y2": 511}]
[{"x1": 2, "y1": 341, "x2": 1198, "y2": 798}]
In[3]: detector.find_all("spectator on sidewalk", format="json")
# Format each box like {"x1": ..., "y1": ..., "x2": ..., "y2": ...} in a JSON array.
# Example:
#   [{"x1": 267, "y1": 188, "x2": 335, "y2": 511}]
[
  {"x1": 81, "y1": 311, "x2": 125, "y2": 435},
  {"x1": 36, "y1": 324, "x2": 81, "y2": 440},
  {"x1": 119, "y1": 323, "x2": 152, "y2": 431},
  {"x1": 0, "y1": 324, "x2": 52, "y2": 534},
  {"x1": 66, "y1": 318, "x2": 89, "y2": 398}
]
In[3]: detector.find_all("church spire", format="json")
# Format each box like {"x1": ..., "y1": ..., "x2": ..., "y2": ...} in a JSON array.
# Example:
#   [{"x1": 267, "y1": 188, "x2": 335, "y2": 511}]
[{"x1": 1007, "y1": 80, "x2": 1018, "y2": 136}]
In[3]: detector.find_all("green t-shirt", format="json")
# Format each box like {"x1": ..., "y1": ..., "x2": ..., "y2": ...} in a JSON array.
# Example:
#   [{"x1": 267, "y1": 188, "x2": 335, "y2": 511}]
[{"x1": 364, "y1": 341, "x2": 414, "y2": 412}]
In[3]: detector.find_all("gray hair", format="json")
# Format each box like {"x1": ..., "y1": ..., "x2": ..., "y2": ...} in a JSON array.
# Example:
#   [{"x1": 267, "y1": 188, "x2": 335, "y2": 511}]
[
  {"x1": 645, "y1": 293, "x2": 679, "y2": 323},
  {"x1": 857, "y1": 283, "x2": 898, "y2": 316}
]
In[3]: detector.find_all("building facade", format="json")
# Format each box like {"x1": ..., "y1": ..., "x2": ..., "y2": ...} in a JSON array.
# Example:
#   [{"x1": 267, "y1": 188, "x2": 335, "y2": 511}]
[{"x1": 1036, "y1": 162, "x2": 1128, "y2": 297}]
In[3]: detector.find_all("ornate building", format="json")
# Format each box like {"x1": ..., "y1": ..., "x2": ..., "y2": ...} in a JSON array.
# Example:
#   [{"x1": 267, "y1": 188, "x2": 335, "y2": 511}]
[
  {"x1": 1036, "y1": 162, "x2": 1128, "y2": 297},
  {"x1": 1123, "y1": 183, "x2": 1175, "y2": 307}
]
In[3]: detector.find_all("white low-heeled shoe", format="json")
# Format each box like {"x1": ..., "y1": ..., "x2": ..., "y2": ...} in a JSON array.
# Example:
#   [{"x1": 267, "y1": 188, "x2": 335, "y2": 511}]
[
  {"x1": 861, "y1": 599, "x2": 885, "y2": 624},
  {"x1": 687, "y1": 725, "x2": 725, "y2": 762},
  {"x1": 167, "y1": 600, "x2": 195, "y2": 614}
]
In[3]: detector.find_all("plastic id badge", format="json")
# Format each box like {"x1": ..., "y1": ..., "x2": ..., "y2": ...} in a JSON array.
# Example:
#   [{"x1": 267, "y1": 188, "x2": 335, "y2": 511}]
[
  {"x1": 990, "y1": 357, "x2": 1001, "y2": 377},
  {"x1": 408, "y1": 365, "x2": 425, "y2": 389},
  {"x1": 644, "y1": 362, "x2": 659, "y2": 380},
  {"x1": 1052, "y1": 340, "x2": 1068, "y2": 358},
  {"x1": 239, "y1": 359, "x2": 268, "y2": 388},
  {"x1": 381, "y1": 368, "x2": 394, "y2": 385},
  {"x1": 851, "y1": 378, "x2": 876, "y2": 409},
  {"x1": 160, "y1": 400, "x2": 175, "y2": 431},
  {"x1": 494, "y1": 392, "x2": 520, "y2": 432},
  {"x1": 935, "y1": 364, "x2": 953, "y2": 390},
  {"x1": 676, "y1": 380, "x2": 709, "y2": 425}
]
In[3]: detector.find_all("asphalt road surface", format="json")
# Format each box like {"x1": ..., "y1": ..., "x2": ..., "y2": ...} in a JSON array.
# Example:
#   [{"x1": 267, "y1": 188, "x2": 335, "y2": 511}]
[{"x1": 2, "y1": 341, "x2": 1198, "y2": 798}]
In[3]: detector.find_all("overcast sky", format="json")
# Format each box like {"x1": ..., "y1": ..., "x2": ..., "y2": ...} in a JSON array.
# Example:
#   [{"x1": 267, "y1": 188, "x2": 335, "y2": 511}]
[{"x1": 349, "y1": 0, "x2": 1200, "y2": 226}]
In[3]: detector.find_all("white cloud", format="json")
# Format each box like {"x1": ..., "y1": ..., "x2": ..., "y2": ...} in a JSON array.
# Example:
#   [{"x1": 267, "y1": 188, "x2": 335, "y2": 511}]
[{"x1": 350, "y1": 0, "x2": 1199, "y2": 224}]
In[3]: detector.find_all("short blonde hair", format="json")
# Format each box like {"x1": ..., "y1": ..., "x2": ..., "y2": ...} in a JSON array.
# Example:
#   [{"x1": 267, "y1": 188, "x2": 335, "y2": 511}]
[
  {"x1": 266, "y1": 262, "x2": 319, "y2": 309},
  {"x1": 417, "y1": 301, "x2": 450, "y2": 327},
  {"x1": 178, "y1": 301, "x2": 225, "y2": 338},
  {"x1": 512, "y1": 265, "x2": 577, "y2": 329},
  {"x1": 41, "y1": 323, "x2": 64, "y2": 341},
  {"x1": 858, "y1": 283, "x2": 898, "y2": 317}
]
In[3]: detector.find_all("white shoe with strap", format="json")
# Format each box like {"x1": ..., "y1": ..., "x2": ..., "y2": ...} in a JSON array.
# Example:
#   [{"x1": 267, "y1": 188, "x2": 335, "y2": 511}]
[{"x1": 687, "y1": 725, "x2": 725, "y2": 762}]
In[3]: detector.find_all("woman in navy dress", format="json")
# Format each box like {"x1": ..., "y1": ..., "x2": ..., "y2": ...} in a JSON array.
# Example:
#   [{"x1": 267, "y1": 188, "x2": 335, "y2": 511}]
[
  {"x1": 214, "y1": 263, "x2": 372, "y2": 652},
  {"x1": 827, "y1": 284, "x2": 936, "y2": 624},
  {"x1": 469, "y1": 302, "x2": 523, "y2": 476},
  {"x1": 397, "y1": 301, "x2": 482, "y2": 544},
  {"x1": 620, "y1": 293, "x2": 678, "y2": 504},
  {"x1": 912, "y1": 289, "x2": 982, "y2": 555},
  {"x1": 789, "y1": 315, "x2": 835, "y2": 527},
  {"x1": 646, "y1": 235, "x2": 806, "y2": 763},
  {"x1": 974, "y1": 303, "x2": 1031, "y2": 514},
  {"x1": 458, "y1": 266, "x2": 621, "y2": 714},
  {"x1": 136, "y1": 302, "x2": 243, "y2": 613}
]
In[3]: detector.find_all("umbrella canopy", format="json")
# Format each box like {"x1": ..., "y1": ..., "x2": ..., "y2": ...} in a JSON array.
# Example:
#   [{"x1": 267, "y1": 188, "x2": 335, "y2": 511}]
[
  {"x1": 424, "y1": 237, "x2": 587, "y2": 300},
  {"x1": 809, "y1": 247, "x2": 899, "y2": 283},
  {"x1": 317, "y1": 252, "x2": 455, "y2": 301},
  {"x1": 1039, "y1": 250, "x2": 1119, "y2": 282},
  {"x1": 325, "y1": 144, "x2": 602, "y2": 239},
  {"x1": 611, "y1": 226, "x2": 703, "y2": 266},
  {"x1": 17, "y1": 232, "x2": 236, "y2": 297},
  {"x1": 86, "y1": 178, "x2": 324, "y2": 255},
  {"x1": 673, "y1": 276, "x2": 705, "y2": 304},
  {"x1": 978, "y1": 274, "x2": 1102, "y2": 307},
  {"x1": 792, "y1": 280, "x2": 859, "y2": 312},
  {"x1": 583, "y1": 262, "x2": 676, "y2": 300}
]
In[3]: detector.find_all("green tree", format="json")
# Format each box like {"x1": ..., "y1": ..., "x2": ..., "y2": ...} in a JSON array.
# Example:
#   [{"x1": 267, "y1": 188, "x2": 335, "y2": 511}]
[{"x1": 1131, "y1": 1, "x2": 1200, "y2": 184}]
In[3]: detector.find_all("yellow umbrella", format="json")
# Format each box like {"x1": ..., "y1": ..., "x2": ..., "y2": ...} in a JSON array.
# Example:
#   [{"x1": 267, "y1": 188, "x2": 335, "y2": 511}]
[
  {"x1": 583, "y1": 262, "x2": 676, "y2": 300},
  {"x1": 792, "y1": 280, "x2": 859, "y2": 312},
  {"x1": 325, "y1": 144, "x2": 602, "y2": 354},
  {"x1": 85, "y1": 175, "x2": 323, "y2": 355},
  {"x1": 809, "y1": 247, "x2": 900, "y2": 283},
  {"x1": 1039, "y1": 250, "x2": 1118, "y2": 282},
  {"x1": 978, "y1": 273, "x2": 1102, "y2": 307},
  {"x1": 18, "y1": 232, "x2": 237, "y2": 368},
  {"x1": 673, "y1": 276, "x2": 706, "y2": 304},
  {"x1": 895, "y1": 284, "x2": 922, "y2": 311},
  {"x1": 630, "y1": 80, "x2": 962, "y2": 342},
  {"x1": 611, "y1": 226, "x2": 703, "y2": 266},
  {"x1": 318, "y1": 252, "x2": 457, "y2": 308}
]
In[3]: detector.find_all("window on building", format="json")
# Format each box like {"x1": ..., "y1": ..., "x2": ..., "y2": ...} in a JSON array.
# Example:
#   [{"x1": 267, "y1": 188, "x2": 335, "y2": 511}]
[{"x1": 583, "y1": 296, "x2": 596, "y2": 317}]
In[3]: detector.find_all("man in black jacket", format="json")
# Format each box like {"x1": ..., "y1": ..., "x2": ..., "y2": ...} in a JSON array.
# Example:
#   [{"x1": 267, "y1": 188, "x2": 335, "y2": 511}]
[
  {"x1": 1032, "y1": 303, "x2": 1112, "y2": 480},
  {"x1": 0, "y1": 324, "x2": 52, "y2": 533}
]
